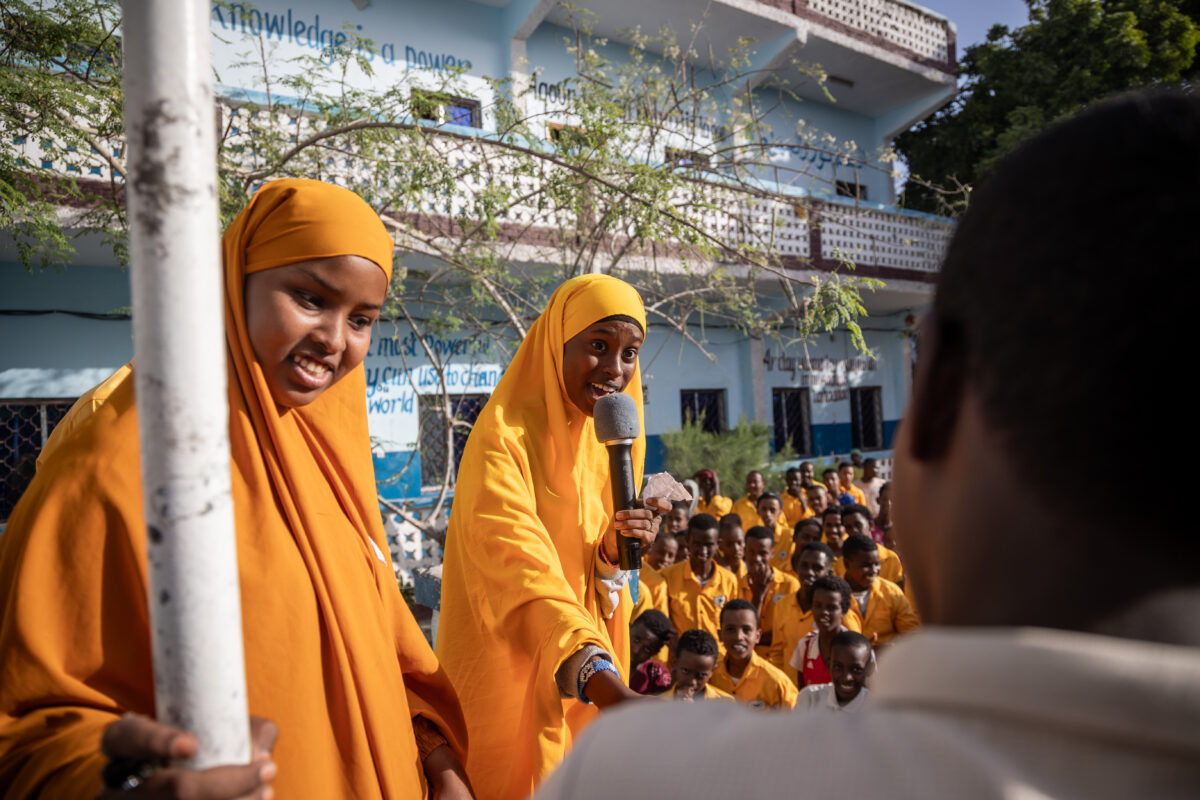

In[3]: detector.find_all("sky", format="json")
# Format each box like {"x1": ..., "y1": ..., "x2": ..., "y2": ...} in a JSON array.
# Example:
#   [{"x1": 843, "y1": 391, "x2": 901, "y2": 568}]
[{"x1": 916, "y1": 0, "x2": 1032, "y2": 50}]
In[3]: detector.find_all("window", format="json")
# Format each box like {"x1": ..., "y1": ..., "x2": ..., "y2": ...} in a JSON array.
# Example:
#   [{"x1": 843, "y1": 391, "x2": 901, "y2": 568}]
[
  {"x1": 836, "y1": 180, "x2": 868, "y2": 201},
  {"x1": 411, "y1": 90, "x2": 481, "y2": 128},
  {"x1": 772, "y1": 388, "x2": 812, "y2": 456},
  {"x1": 1, "y1": 400, "x2": 74, "y2": 521},
  {"x1": 849, "y1": 387, "x2": 884, "y2": 451},
  {"x1": 418, "y1": 393, "x2": 488, "y2": 489},
  {"x1": 666, "y1": 147, "x2": 710, "y2": 170},
  {"x1": 680, "y1": 389, "x2": 726, "y2": 434}
]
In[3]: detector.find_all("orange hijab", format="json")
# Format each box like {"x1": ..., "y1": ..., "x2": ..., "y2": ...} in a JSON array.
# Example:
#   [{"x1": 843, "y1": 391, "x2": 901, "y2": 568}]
[
  {"x1": 0, "y1": 179, "x2": 465, "y2": 797},
  {"x1": 437, "y1": 274, "x2": 646, "y2": 800}
]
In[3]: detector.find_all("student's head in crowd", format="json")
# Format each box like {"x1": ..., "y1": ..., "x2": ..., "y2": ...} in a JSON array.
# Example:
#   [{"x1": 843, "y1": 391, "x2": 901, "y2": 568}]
[
  {"x1": 793, "y1": 541, "x2": 834, "y2": 597},
  {"x1": 687, "y1": 513, "x2": 720, "y2": 576},
  {"x1": 785, "y1": 467, "x2": 804, "y2": 498},
  {"x1": 663, "y1": 501, "x2": 690, "y2": 536},
  {"x1": 821, "y1": 507, "x2": 846, "y2": 556},
  {"x1": 830, "y1": 630, "x2": 873, "y2": 706},
  {"x1": 838, "y1": 462, "x2": 856, "y2": 492},
  {"x1": 822, "y1": 468, "x2": 840, "y2": 498},
  {"x1": 811, "y1": 574, "x2": 853, "y2": 636},
  {"x1": 672, "y1": 629, "x2": 719, "y2": 699},
  {"x1": 744, "y1": 526, "x2": 775, "y2": 575},
  {"x1": 718, "y1": 599, "x2": 760, "y2": 666},
  {"x1": 841, "y1": 534, "x2": 882, "y2": 593},
  {"x1": 646, "y1": 532, "x2": 678, "y2": 571},
  {"x1": 716, "y1": 514, "x2": 745, "y2": 571},
  {"x1": 755, "y1": 492, "x2": 783, "y2": 530},
  {"x1": 841, "y1": 505, "x2": 873, "y2": 539},
  {"x1": 744, "y1": 470, "x2": 765, "y2": 502},
  {"x1": 793, "y1": 518, "x2": 823, "y2": 550},
  {"x1": 805, "y1": 483, "x2": 828, "y2": 515},
  {"x1": 798, "y1": 461, "x2": 815, "y2": 487},
  {"x1": 861, "y1": 458, "x2": 878, "y2": 481},
  {"x1": 629, "y1": 610, "x2": 674, "y2": 669},
  {"x1": 694, "y1": 468, "x2": 718, "y2": 499},
  {"x1": 894, "y1": 91, "x2": 1200, "y2": 635}
]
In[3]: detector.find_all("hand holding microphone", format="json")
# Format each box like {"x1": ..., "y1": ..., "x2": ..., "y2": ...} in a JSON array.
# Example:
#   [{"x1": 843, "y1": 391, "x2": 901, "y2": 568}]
[{"x1": 593, "y1": 393, "x2": 670, "y2": 568}]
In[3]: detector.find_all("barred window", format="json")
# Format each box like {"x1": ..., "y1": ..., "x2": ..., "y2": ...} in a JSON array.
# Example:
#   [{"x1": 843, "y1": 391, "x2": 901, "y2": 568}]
[
  {"x1": 849, "y1": 386, "x2": 884, "y2": 451},
  {"x1": 680, "y1": 389, "x2": 726, "y2": 434},
  {"x1": 418, "y1": 394, "x2": 488, "y2": 490},
  {"x1": 2, "y1": 400, "x2": 75, "y2": 522},
  {"x1": 772, "y1": 387, "x2": 812, "y2": 456}
]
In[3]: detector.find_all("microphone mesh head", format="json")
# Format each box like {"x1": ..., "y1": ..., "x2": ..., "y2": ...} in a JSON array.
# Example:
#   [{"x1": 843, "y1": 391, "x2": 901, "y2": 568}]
[{"x1": 593, "y1": 392, "x2": 641, "y2": 442}]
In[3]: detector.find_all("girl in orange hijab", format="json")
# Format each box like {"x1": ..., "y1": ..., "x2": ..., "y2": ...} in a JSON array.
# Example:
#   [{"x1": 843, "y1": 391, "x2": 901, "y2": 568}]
[
  {"x1": 0, "y1": 179, "x2": 470, "y2": 798},
  {"x1": 437, "y1": 275, "x2": 667, "y2": 800}
]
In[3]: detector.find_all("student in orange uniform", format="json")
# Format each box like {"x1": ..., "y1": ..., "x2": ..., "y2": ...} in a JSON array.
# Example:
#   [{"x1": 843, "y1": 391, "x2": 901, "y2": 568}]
[
  {"x1": 821, "y1": 506, "x2": 848, "y2": 574},
  {"x1": 782, "y1": 467, "x2": 811, "y2": 526},
  {"x1": 842, "y1": 534, "x2": 920, "y2": 647},
  {"x1": 662, "y1": 514, "x2": 740, "y2": 640},
  {"x1": 437, "y1": 275, "x2": 670, "y2": 800},
  {"x1": 716, "y1": 514, "x2": 747, "y2": 580},
  {"x1": 693, "y1": 469, "x2": 733, "y2": 519},
  {"x1": 0, "y1": 180, "x2": 469, "y2": 799},
  {"x1": 646, "y1": 530, "x2": 678, "y2": 571},
  {"x1": 666, "y1": 630, "x2": 733, "y2": 702},
  {"x1": 805, "y1": 483, "x2": 829, "y2": 516},
  {"x1": 663, "y1": 501, "x2": 691, "y2": 562},
  {"x1": 842, "y1": 505, "x2": 903, "y2": 586},
  {"x1": 632, "y1": 535, "x2": 679, "y2": 660},
  {"x1": 755, "y1": 492, "x2": 792, "y2": 543},
  {"x1": 731, "y1": 470, "x2": 766, "y2": 531},
  {"x1": 710, "y1": 600, "x2": 798, "y2": 709},
  {"x1": 839, "y1": 462, "x2": 868, "y2": 507},
  {"x1": 740, "y1": 526, "x2": 801, "y2": 658},
  {"x1": 629, "y1": 611, "x2": 675, "y2": 696},
  {"x1": 824, "y1": 468, "x2": 852, "y2": 507},
  {"x1": 779, "y1": 517, "x2": 822, "y2": 577}
]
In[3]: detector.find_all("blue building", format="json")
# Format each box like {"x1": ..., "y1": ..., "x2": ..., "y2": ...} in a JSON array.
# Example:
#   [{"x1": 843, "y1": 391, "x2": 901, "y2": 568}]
[{"x1": 1, "y1": 0, "x2": 957, "y2": 523}]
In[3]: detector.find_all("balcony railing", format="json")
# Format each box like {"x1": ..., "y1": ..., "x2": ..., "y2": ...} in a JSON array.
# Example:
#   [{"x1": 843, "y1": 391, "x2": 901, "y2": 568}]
[
  {"x1": 760, "y1": 0, "x2": 956, "y2": 72},
  {"x1": 9, "y1": 101, "x2": 953, "y2": 279}
]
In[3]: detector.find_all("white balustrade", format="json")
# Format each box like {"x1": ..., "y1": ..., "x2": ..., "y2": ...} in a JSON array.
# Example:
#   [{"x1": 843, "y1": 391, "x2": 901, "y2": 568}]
[{"x1": 806, "y1": 0, "x2": 952, "y2": 62}]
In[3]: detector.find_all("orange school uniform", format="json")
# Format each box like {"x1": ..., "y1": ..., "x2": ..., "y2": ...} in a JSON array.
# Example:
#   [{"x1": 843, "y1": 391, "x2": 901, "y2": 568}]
[
  {"x1": 695, "y1": 494, "x2": 733, "y2": 519},
  {"x1": 768, "y1": 592, "x2": 863, "y2": 685},
  {"x1": 664, "y1": 683, "x2": 734, "y2": 701},
  {"x1": 845, "y1": 484, "x2": 868, "y2": 507},
  {"x1": 731, "y1": 495, "x2": 761, "y2": 533},
  {"x1": 854, "y1": 577, "x2": 921, "y2": 646},
  {"x1": 661, "y1": 561, "x2": 739, "y2": 640},
  {"x1": 832, "y1": 544, "x2": 904, "y2": 584},
  {"x1": 782, "y1": 491, "x2": 812, "y2": 526},
  {"x1": 710, "y1": 651, "x2": 799, "y2": 709},
  {"x1": 738, "y1": 568, "x2": 801, "y2": 658},
  {"x1": 632, "y1": 564, "x2": 669, "y2": 619}
]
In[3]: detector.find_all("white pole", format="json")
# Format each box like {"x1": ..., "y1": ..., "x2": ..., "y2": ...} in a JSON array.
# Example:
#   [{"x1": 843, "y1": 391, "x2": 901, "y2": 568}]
[{"x1": 121, "y1": 0, "x2": 250, "y2": 768}]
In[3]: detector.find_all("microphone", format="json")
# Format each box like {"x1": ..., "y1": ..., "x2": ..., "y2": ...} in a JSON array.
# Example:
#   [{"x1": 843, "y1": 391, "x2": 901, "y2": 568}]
[{"x1": 593, "y1": 392, "x2": 642, "y2": 571}]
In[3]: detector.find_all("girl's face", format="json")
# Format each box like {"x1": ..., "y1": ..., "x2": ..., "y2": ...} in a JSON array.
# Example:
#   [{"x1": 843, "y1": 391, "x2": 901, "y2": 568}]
[
  {"x1": 244, "y1": 255, "x2": 387, "y2": 408},
  {"x1": 561, "y1": 319, "x2": 643, "y2": 416}
]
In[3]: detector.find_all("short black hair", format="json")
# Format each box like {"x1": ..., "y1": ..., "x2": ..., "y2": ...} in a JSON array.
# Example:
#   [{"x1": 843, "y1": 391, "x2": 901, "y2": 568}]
[
  {"x1": 805, "y1": 484, "x2": 827, "y2": 495},
  {"x1": 632, "y1": 609, "x2": 674, "y2": 642},
  {"x1": 841, "y1": 504, "x2": 872, "y2": 522},
  {"x1": 831, "y1": 630, "x2": 871, "y2": 655},
  {"x1": 744, "y1": 525, "x2": 774, "y2": 544},
  {"x1": 822, "y1": 468, "x2": 836, "y2": 478},
  {"x1": 842, "y1": 533, "x2": 878, "y2": 561},
  {"x1": 812, "y1": 575, "x2": 852, "y2": 612},
  {"x1": 929, "y1": 91, "x2": 1198, "y2": 546},
  {"x1": 821, "y1": 506, "x2": 843, "y2": 520},
  {"x1": 756, "y1": 492, "x2": 782, "y2": 508},
  {"x1": 670, "y1": 500, "x2": 691, "y2": 514},
  {"x1": 746, "y1": 470, "x2": 763, "y2": 479},
  {"x1": 785, "y1": 467, "x2": 800, "y2": 478},
  {"x1": 675, "y1": 628, "x2": 719, "y2": 659},
  {"x1": 837, "y1": 461, "x2": 853, "y2": 471},
  {"x1": 718, "y1": 513, "x2": 743, "y2": 532},
  {"x1": 720, "y1": 598, "x2": 759, "y2": 624},
  {"x1": 792, "y1": 540, "x2": 833, "y2": 570},
  {"x1": 688, "y1": 513, "x2": 719, "y2": 533},
  {"x1": 863, "y1": 458, "x2": 877, "y2": 469},
  {"x1": 794, "y1": 518, "x2": 822, "y2": 535}
]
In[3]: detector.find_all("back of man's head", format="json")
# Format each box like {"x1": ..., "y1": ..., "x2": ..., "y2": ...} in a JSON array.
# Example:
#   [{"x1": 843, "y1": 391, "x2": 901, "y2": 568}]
[{"x1": 901, "y1": 90, "x2": 1200, "y2": 631}]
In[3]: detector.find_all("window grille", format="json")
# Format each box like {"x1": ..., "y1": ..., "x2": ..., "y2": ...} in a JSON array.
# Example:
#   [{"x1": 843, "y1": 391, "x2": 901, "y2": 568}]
[
  {"x1": 418, "y1": 394, "x2": 488, "y2": 489},
  {"x1": 680, "y1": 389, "x2": 727, "y2": 434},
  {"x1": 1, "y1": 400, "x2": 74, "y2": 522},
  {"x1": 849, "y1": 386, "x2": 884, "y2": 450},
  {"x1": 772, "y1": 388, "x2": 813, "y2": 456}
]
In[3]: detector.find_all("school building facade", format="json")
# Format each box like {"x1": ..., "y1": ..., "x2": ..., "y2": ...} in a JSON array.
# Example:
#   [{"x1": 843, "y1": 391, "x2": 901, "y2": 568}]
[{"x1": 1, "y1": 0, "x2": 958, "y2": 527}]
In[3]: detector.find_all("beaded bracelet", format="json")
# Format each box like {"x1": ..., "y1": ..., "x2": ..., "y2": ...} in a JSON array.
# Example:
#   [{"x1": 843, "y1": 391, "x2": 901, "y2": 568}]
[{"x1": 577, "y1": 657, "x2": 619, "y2": 704}]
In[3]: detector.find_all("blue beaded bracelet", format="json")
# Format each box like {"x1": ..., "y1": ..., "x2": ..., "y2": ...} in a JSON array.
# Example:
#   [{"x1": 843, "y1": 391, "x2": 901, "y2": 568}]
[{"x1": 577, "y1": 657, "x2": 619, "y2": 704}]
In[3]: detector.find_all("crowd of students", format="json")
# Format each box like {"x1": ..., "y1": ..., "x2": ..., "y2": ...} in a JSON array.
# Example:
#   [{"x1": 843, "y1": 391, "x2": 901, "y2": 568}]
[{"x1": 629, "y1": 461, "x2": 919, "y2": 711}]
